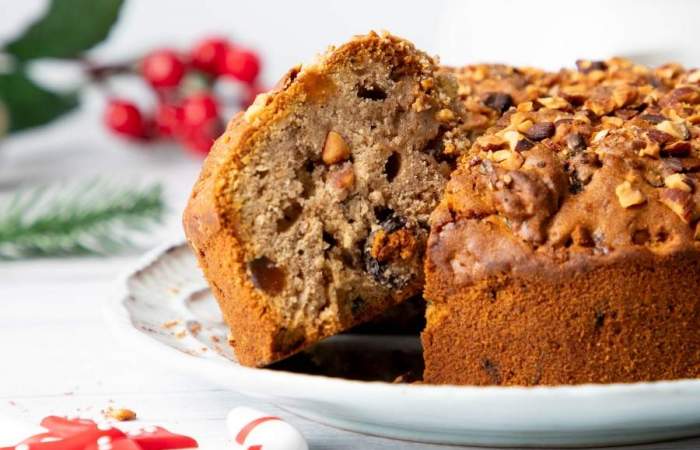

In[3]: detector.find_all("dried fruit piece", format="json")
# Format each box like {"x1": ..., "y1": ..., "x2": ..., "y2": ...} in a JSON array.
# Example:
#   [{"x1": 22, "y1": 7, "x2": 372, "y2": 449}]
[
  {"x1": 484, "y1": 92, "x2": 513, "y2": 113},
  {"x1": 248, "y1": 257, "x2": 285, "y2": 294},
  {"x1": 615, "y1": 181, "x2": 646, "y2": 208},
  {"x1": 566, "y1": 133, "x2": 587, "y2": 153},
  {"x1": 322, "y1": 131, "x2": 351, "y2": 165},
  {"x1": 523, "y1": 122, "x2": 555, "y2": 141}
]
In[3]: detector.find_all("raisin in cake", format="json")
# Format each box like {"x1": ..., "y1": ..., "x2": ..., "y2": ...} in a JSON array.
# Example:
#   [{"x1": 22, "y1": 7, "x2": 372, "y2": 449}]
[
  {"x1": 183, "y1": 32, "x2": 468, "y2": 367},
  {"x1": 423, "y1": 58, "x2": 700, "y2": 385}
]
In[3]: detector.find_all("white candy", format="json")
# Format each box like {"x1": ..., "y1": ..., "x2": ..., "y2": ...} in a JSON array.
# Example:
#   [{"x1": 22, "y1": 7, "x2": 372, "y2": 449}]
[{"x1": 226, "y1": 407, "x2": 308, "y2": 450}]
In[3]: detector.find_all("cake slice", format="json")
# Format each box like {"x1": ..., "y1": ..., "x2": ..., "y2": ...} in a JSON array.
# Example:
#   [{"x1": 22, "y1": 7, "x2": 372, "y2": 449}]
[{"x1": 183, "y1": 32, "x2": 468, "y2": 367}]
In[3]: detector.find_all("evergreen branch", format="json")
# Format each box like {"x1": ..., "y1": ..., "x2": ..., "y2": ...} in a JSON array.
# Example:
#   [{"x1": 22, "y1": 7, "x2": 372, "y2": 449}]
[{"x1": 0, "y1": 178, "x2": 166, "y2": 259}]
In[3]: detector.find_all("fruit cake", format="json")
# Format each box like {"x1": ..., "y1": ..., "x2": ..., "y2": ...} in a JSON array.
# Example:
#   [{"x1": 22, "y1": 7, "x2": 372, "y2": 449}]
[
  {"x1": 423, "y1": 58, "x2": 700, "y2": 385},
  {"x1": 183, "y1": 32, "x2": 469, "y2": 367}
]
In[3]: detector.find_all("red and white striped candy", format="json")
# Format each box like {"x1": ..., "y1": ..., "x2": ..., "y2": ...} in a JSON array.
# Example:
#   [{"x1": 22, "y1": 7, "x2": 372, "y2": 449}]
[{"x1": 226, "y1": 407, "x2": 307, "y2": 450}]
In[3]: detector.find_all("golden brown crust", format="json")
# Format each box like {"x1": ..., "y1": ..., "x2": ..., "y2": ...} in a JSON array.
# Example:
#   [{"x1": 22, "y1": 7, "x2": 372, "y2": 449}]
[
  {"x1": 183, "y1": 113, "x2": 284, "y2": 366},
  {"x1": 424, "y1": 58, "x2": 700, "y2": 385},
  {"x1": 423, "y1": 251, "x2": 700, "y2": 385}
]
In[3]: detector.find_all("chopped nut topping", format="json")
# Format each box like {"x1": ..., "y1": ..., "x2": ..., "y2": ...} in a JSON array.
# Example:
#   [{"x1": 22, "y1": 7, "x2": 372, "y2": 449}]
[
  {"x1": 601, "y1": 116, "x2": 624, "y2": 128},
  {"x1": 477, "y1": 134, "x2": 508, "y2": 151},
  {"x1": 515, "y1": 119, "x2": 534, "y2": 133},
  {"x1": 615, "y1": 181, "x2": 646, "y2": 208},
  {"x1": 490, "y1": 150, "x2": 512, "y2": 163},
  {"x1": 435, "y1": 108, "x2": 455, "y2": 123},
  {"x1": 322, "y1": 131, "x2": 351, "y2": 165},
  {"x1": 664, "y1": 173, "x2": 692, "y2": 192},
  {"x1": 659, "y1": 188, "x2": 694, "y2": 222},
  {"x1": 517, "y1": 101, "x2": 534, "y2": 112},
  {"x1": 591, "y1": 129, "x2": 609, "y2": 143},
  {"x1": 647, "y1": 128, "x2": 674, "y2": 145},
  {"x1": 537, "y1": 96, "x2": 569, "y2": 110},
  {"x1": 501, "y1": 130, "x2": 522, "y2": 151},
  {"x1": 656, "y1": 120, "x2": 690, "y2": 140},
  {"x1": 638, "y1": 140, "x2": 661, "y2": 158},
  {"x1": 612, "y1": 85, "x2": 637, "y2": 108},
  {"x1": 490, "y1": 149, "x2": 524, "y2": 170}
]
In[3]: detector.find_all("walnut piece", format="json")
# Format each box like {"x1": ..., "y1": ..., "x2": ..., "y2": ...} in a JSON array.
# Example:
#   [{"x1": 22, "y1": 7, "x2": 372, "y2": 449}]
[
  {"x1": 664, "y1": 174, "x2": 692, "y2": 192},
  {"x1": 537, "y1": 96, "x2": 569, "y2": 110},
  {"x1": 615, "y1": 181, "x2": 646, "y2": 208},
  {"x1": 659, "y1": 188, "x2": 694, "y2": 222},
  {"x1": 322, "y1": 131, "x2": 351, "y2": 165},
  {"x1": 656, "y1": 120, "x2": 690, "y2": 140}
]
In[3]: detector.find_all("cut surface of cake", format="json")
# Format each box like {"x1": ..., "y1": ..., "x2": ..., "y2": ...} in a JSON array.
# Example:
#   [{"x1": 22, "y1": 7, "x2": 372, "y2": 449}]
[
  {"x1": 183, "y1": 32, "x2": 469, "y2": 367},
  {"x1": 423, "y1": 58, "x2": 700, "y2": 385}
]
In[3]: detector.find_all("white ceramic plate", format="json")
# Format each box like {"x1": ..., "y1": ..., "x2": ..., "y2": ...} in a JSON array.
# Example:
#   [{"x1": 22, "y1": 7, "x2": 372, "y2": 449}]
[{"x1": 106, "y1": 242, "x2": 700, "y2": 447}]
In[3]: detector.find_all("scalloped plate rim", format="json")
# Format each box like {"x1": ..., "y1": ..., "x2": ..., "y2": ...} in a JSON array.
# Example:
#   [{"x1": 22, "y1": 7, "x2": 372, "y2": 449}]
[{"x1": 104, "y1": 240, "x2": 700, "y2": 447}]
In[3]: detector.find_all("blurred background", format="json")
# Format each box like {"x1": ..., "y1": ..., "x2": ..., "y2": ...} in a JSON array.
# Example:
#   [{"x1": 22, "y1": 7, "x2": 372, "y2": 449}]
[{"x1": 0, "y1": 0, "x2": 696, "y2": 258}]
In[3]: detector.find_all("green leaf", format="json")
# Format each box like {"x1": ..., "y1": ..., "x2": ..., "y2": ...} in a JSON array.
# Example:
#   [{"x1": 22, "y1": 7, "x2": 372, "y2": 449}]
[
  {"x1": 0, "y1": 178, "x2": 166, "y2": 259},
  {"x1": 5, "y1": 0, "x2": 124, "y2": 61},
  {"x1": 0, "y1": 70, "x2": 78, "y2": 132}
]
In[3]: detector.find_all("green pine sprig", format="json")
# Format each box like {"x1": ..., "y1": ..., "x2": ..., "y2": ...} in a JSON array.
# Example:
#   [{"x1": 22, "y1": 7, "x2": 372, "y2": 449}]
[{"x1": 0, "y1": 178, "x2": 165, "y2": 259}]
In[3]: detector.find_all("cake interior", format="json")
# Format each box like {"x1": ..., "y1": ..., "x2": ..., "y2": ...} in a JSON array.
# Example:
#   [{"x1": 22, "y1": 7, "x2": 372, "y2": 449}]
[{"x1": 228, "y1": 53, "x2": 454, "y2": 349}]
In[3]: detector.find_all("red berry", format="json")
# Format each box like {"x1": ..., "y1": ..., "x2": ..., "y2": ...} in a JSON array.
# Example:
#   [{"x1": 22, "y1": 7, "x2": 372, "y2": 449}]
[
  {"x1": 104, "y1": 100, "x2": 147, "y2": 139},
  {"x1": 181, "y1": 93, "x2": 219, "y2": 129},
  {"x1": 222, "y1": 47, "x2": 261, "y2": 84},
  {"x1": 155, "y1": 102, "x2": 183, "y2": 137},
  {"x1": 141, "y1": 49, "x2": 185, "y2": 88},
  {"x1": 190, "y1": 37, "x2": 230, "y2": 75}
]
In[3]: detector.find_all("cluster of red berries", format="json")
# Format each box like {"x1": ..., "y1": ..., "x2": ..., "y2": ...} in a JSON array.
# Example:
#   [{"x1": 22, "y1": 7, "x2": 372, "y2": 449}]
[{"x1": 103, "y1": 37, "x2": 263, "y2": 156}]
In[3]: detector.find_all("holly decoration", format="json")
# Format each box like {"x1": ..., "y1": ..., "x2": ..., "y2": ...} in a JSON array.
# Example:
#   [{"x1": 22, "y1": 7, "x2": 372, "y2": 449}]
[
  {"x1": 0, "y1": 416, "x2": 197, "y2": 450},
  {"x1": 101, "y1": 37, "x2": 263, "y2": 156},
  {"x1": 0, "y1": 0, "x2": 265, "y2": 157}
]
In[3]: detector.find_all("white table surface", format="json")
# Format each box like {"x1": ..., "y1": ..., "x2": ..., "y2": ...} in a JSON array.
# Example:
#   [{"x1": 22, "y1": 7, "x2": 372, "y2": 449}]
[{"x1": 1, "y1": 91, "x2": 699, "y2": 450}]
